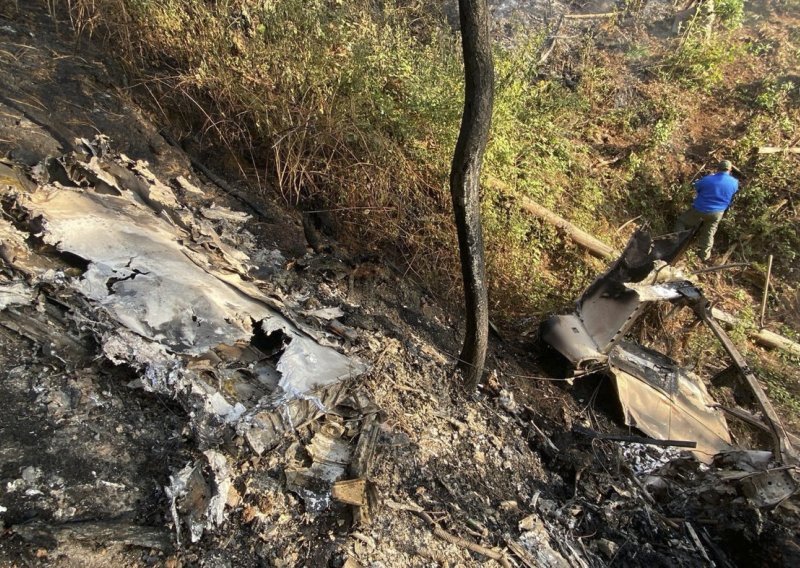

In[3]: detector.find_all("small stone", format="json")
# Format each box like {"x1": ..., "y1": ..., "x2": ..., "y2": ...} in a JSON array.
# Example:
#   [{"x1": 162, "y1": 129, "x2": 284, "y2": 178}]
[
  {"x1": 597, "y1": 538, "x2": 619, "y2": 559},
  {"x1": 499, "y1": 500, "x2": 518, "y2": 512},
  {"x1": 21, "y1": 466, "x2": 42, "y2": 484},
  {"x1": 519, "y1": 514, "x2": 538, "y2": 531}
]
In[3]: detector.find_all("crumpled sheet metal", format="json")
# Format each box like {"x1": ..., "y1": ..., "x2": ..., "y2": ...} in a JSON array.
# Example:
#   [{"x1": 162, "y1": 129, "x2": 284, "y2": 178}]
[
  {"x1": 541, "y1": 229, "x2": 732, "y2": 461},
  {"x1": 609, "y1": 342, "x2": 731, "y2": 463},
  {"x1": 20, "y1": 183, "x2": 366, "y2": 401},
  {"x1": 542, "y1": 229, "x2": 695, "y2": 363},
  {"x1": 23, "y1": 187, "x2": 270, "y2": 353},
  {"x1": 7, "y1": 144, "x2": 370, "y2": 478},
  {"x1": 166, "y1": 463, "x2": 209, "y2": 545},
  {"x1": 166, "y1": 451, "x2": 233, "y2": 546},
  {"x1": 1, "y1": 217, "x2": 44, "y2": 276},
  {"x1": 239, "y1": 379, "x2": 351, "y2": 455},
  {"x1": 540, "y1": 314, "x2": 606, "y2": 370},
  {"x1": 263, "y1": 318, "x2": 365, "y2": 400}
]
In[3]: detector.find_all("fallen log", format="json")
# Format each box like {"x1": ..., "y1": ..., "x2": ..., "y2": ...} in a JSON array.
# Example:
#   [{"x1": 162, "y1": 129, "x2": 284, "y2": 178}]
[
  {"x1": 518, "y1": 197, "x2": 616, "y2": 259},
  {"x1": 490, "y1": 179, "x2": 800, "y2": 357},
  {"x1": 757, "y1": 147, "x2": 800, "y2": 155},
  {"x1": 12, "y1": 520, "x2": 172, "y2": 551},
  {"x1": 710, "y1": 308, "x2": 800, "y2": 358}
]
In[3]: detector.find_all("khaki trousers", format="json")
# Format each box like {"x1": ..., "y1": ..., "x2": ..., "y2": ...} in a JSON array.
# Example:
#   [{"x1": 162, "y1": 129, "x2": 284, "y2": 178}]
[{"x1": 674, "y1": 208, "x2": 724, "y2": 261}]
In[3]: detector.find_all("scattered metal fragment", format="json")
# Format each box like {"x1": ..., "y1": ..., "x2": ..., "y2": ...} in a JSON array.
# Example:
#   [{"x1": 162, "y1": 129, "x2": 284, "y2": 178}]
[
  {"x1": 739, "y1": 469, "x2": 799, "y2": 508},
  {"x1": 543, "y1": 227, "x2": 798, "y2": 466},
  {"x1": 174, "y1": 175, "x2": 205, "y2": 196},
  {"x1": 200, "y1": 204, "x2": 251, "y2": 223},
  {"x1": 166, "y1": 463, "x2": 210, "y2": 545},
  {"x1": 607, "y1": 341, "x2": 731, "y2": 461},
  {"x1": 15, "y1": 142, "x2": 366, "y2": 406},
  {"x1": 0, "y1": 139, "x2": 378, "y2": 547}
]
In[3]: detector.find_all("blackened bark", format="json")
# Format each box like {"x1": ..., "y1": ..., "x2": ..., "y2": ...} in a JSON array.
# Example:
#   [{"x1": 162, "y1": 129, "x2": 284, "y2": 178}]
[{"x1": 450, "y1": 0, "x2": 494, "y2": 390}]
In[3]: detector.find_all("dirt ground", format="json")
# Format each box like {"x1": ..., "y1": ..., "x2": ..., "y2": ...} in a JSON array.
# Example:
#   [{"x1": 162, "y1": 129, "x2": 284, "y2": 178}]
[{"x1": 1, "y1": 4, "x2": 799, "y2": 568}]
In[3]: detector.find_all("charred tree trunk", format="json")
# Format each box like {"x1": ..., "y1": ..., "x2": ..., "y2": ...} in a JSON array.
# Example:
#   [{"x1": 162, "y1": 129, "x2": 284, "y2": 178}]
[{"x1": 450, "y1": 0, "x2": 494, "y2": 390}]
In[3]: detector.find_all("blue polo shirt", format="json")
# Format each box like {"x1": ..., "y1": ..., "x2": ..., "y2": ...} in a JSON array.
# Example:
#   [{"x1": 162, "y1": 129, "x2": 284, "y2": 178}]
[{"x1": 692, "y1": 172, "x2": 739, "y2": 213}]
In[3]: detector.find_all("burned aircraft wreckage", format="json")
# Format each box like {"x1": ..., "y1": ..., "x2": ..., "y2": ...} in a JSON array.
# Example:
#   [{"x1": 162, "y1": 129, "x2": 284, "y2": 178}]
[
  {"x1": 1, "y1": 135, "x2": 799, "y2": 561},
  {"x1": 1, "y1": 138, "x2": 374, "y2": 543},
  {"x1": 542, "y1": 228, "x2": 798, "y2": 471}
]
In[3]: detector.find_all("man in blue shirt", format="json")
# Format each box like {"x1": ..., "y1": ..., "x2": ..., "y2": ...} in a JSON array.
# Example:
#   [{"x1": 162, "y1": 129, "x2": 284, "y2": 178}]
[{"x1": 674, "y1": 160, "x2": 740, "y2": 261}]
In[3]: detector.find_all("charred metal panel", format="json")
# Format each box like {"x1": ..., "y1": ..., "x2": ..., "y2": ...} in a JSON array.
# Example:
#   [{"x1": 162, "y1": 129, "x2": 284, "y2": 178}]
[
  {"x1": 543, "y1": 229, "x2": 695, "y2": 366},
  {"x1": 539, "y1": 314, "x2": 605, "y2": 370},
  {"x1": 608, "y1": 342, "x2": 732, "y2": 463},
  {"x1": 540, "y1": 228, "x2": 732, "y2": 463},
  {"x1": 575, "y1": 229, "x2": 694, "y2": 353}
]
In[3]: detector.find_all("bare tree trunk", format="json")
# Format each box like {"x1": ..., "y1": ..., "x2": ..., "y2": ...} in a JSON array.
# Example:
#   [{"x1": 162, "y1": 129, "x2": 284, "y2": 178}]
[{"x1": 450, "y1": 0, "x2": 494, "y2": 390}]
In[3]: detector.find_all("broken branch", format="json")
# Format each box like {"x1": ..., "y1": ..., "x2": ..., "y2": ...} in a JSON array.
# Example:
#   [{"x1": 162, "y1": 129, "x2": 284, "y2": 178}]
[
  {"x1": 392, "y1": 501, "x2": 511, "y2": 567},
  {"x1": 689, "y1": 262, "x2": 750, "y2": 275},
  {"x1": 685, "y1": 522, "x2": 713, "y2": 565},
  {"x1": 759, "y1": 254, "x2": 773, "y2": 329},
  {"x1": 416, "y1": 509, "x2": 512, "y2": 568},
  {"x1": 563, "y1": 12, "x2": 616, "y2": 20}
]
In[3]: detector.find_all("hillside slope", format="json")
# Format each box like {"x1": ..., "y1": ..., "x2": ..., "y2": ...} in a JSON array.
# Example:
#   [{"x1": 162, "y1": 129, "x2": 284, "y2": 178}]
[{"x1": 0, "y1": 2, "x2": 799, "y2": 568}]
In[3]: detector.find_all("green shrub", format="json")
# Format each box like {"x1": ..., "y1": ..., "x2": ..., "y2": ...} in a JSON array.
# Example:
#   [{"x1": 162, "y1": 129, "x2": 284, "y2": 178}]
[
  {"x1": 715, "y1": 0, "x2": 746, "y2": 29},
  {"x1": 662, "y1": 36, "x2": 736, "y2": 92}
]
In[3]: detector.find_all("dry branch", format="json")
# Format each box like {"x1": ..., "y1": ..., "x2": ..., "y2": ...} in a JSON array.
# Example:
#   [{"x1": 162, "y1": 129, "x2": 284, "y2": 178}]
[
  {"x1": 388, "y1": 501, "x2": 511, "y2": 567},
  {"x1": 564, "y1": 12, "x2": 616, "y2": 20},
  {"x1": 159, "y1": 130, "x2": 271, "y2": 220},
  {"x1": 416, "y1": 509, "x2": 512, "y2": 568},
  {"x1": 536, "y1": 15, "x2": 565, "y2": 66}
]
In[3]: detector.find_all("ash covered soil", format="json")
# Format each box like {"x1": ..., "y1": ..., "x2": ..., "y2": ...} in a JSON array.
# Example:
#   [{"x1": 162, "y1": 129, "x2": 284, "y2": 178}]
[{"x1": 1, "y1": 4, "x2": 799, "y2": 568}]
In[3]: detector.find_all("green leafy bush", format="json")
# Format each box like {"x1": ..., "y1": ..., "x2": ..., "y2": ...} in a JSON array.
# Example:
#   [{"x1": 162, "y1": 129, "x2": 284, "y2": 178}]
[{"x1": 715, "y1": 0, "x2": 746, "y2": 29}]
